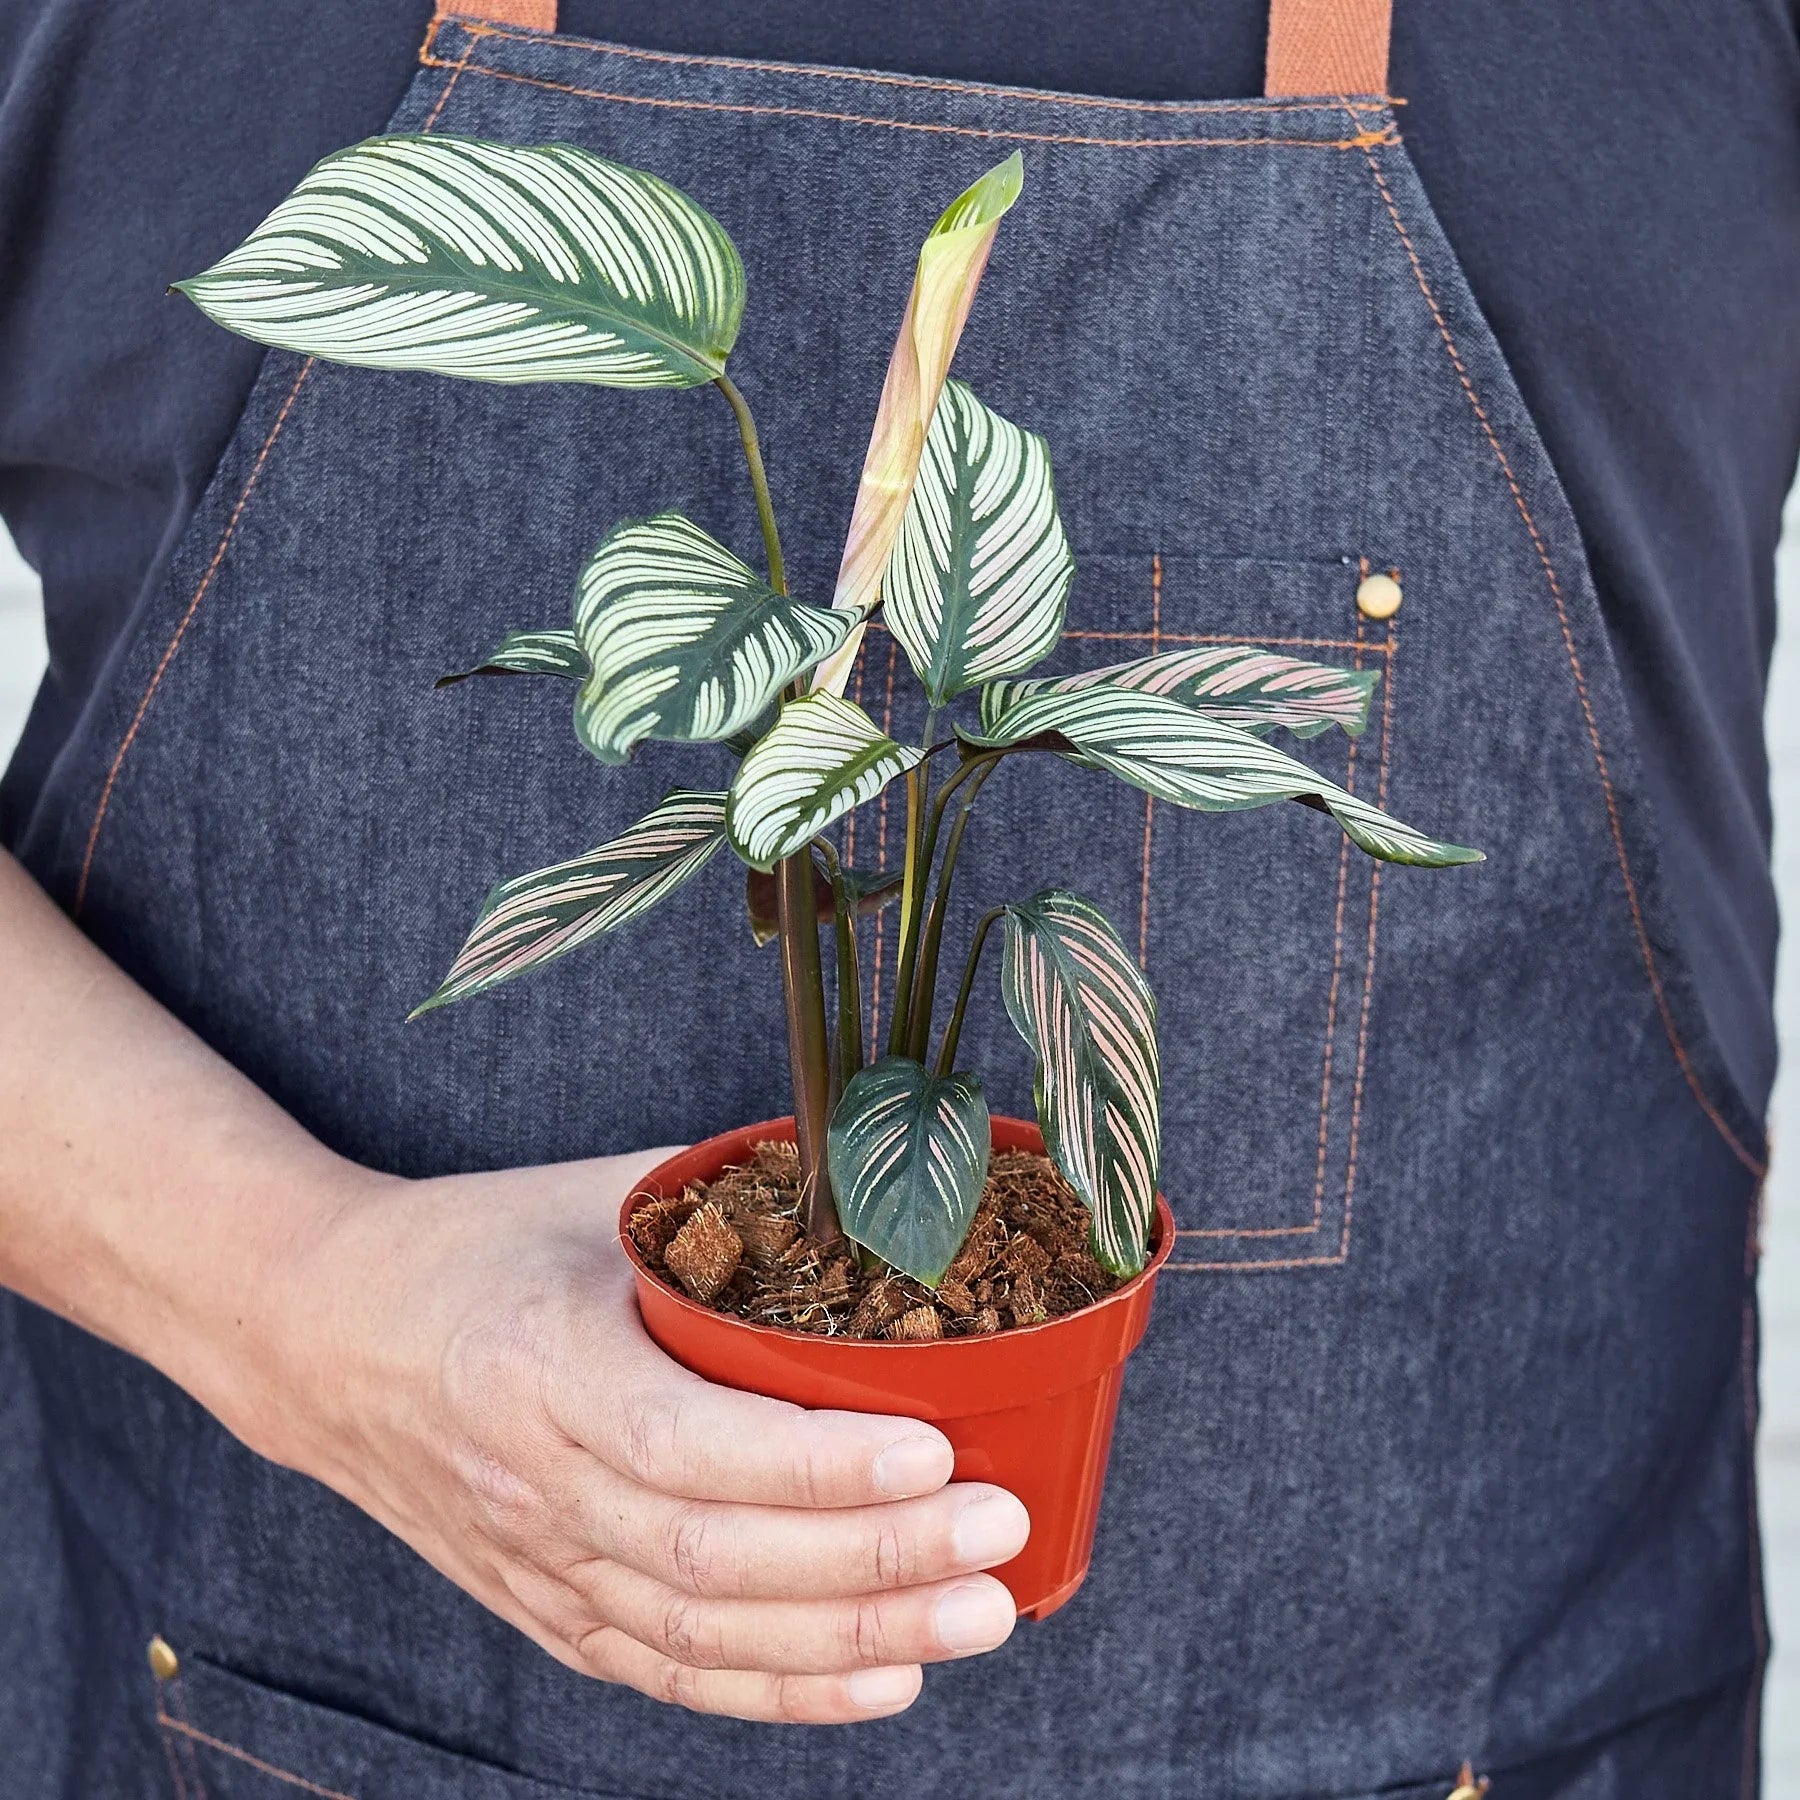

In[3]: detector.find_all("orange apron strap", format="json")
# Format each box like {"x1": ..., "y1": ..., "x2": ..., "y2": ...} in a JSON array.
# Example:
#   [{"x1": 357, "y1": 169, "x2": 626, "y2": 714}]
[
  {"x1": 434, "y1": 0, "x2": 558, "y2": 31},
  {"x1": 1265, "y1": 0, "x2": 1392, "y2": 96}
]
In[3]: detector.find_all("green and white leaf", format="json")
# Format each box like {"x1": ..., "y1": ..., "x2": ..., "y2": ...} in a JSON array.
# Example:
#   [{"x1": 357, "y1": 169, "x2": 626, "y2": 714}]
[
  {"x1": 176, "y1": 134, "x2": 744, "y2": 388},
  {"x1": 884, "y1": 379, "x2": 1073, "y2": 706},
  {"x1": 411, "y1": 789, "x2": 727, "y2": 1015},
  {"x1": 726, "y1": 692, "x2": 925, "y2": 871},
  {"x1": 827, "y1": 1056, "x2": 991, "y2": 1287},
  {"x1": 573, "y1": 512, "x2": 860, "y2": 763},
  {"x1": 1000, "y1": 891, "x2": 1160, "y2": 1277},
  {"x1": 986, "y1": 642, "x2": 1377, "y2": 739},
  {"x1": 436, "y1": 628, "x2": 590, "y2": 688},
  {"x1": 970, "y1": 684, "x2": 1481, "y2": 868}
]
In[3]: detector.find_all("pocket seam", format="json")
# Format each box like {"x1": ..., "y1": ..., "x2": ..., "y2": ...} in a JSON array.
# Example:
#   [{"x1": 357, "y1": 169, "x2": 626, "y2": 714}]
[
  {"x1": 158, "y1": 1672, "x2": 357, "y2": 1800},
  {"x1": 431, "y1": 16, "x2": 1399, "y2": 118},
  {"x1": 850, "y1": 552, "x2": 1391, "y2": 1274},
  {"x1": 1167, "y1": 600, "x2": 1397, "y2": 1272},
  {"x1": 419, "y1": 22, "x2": 1399, "y2": 153}
]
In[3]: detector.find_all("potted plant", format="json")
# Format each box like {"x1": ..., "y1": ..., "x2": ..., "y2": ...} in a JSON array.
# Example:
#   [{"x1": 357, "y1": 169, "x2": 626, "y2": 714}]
[{"x1": 179, "y1": 134, "x2": 1479, "y2": 1619}]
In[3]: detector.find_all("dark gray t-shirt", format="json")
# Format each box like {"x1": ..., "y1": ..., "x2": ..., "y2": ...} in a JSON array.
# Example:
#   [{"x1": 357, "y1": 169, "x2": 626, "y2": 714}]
[{"x1": 2, "y1": 0, "x2": 1797, "y2": 1115}]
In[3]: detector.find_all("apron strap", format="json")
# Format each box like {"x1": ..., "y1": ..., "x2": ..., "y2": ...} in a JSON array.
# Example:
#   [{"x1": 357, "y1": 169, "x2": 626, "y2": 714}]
[
  {"x1": 435, "y1": 0, "x2": 558, "y2": 31},
  {"x1": 1265, "y1": 0, "x2": 1392, "y2": 96}
]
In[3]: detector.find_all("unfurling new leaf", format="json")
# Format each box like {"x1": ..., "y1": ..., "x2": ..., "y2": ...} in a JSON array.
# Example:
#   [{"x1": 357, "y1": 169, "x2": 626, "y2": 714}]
[
  {"x1": 827, "y1": 1056, "x2": 991, "y2": 1286},
  {"x1": 811, "y1": 154, "x2": 1025, "y2": 696}
]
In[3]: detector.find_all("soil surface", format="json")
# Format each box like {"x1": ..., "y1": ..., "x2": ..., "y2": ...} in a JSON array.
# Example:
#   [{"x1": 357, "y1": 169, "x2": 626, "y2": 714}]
[{"x1": 628, "y1": 1140, "x2": 1123, "y2": 1338}]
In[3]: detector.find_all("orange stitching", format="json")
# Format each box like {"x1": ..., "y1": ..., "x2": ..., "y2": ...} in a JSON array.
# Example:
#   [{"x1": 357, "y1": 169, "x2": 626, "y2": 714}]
[
  {"x1": 156, "y1": 1715, "x2": 356, "y2": 1800},
  {"x1": 166, "y1": 1663, "x2": 211, "y2": 1792},
  {"x1": 445, "y1": 20, "x2": 1397, "y2": 117},
  {"x1": 1174, "y1": 612, "x2": 1393, "y2": 1253},
  {"x1": 417, "y1": 53, "x2": 1397, "y2": 150},
  {"x1": 1059, "y1": 627, "x2": 1389, "y2": 650},
  {"x1": 1136, "y1": 553, "x2": 1162, "y2": 969},
  {"x1": 1349, "y1": 124, "x2": 1765, "y2": 1180},
  {"x1": 157, "y1": 1715, "x2": 192, "y2": 1800},
  {"x1": 422, "y1": 22, "x2": 476, "y2": 128},
  {"x1": 864, "y1": 616, "x2": 1389, "y2": 653},
  {"x1": 75, "y1": 17, "x2": 474, "y2": 919},
  {"x1": 1306, "y1": 642, "x2": 1358, "y2": 1228},
  {"x1": 74, "y1": 359, "x2": 314, "y2": 915},
  {"x1": 1337, "y1": 615, "x2": 1395, "y2": 1259}
]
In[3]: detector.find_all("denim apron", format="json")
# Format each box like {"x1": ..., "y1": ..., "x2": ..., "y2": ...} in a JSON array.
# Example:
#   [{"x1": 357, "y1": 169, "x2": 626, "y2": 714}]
[{"x1": 1, "y1": 1, "x2": 1769, "y2": 1794}]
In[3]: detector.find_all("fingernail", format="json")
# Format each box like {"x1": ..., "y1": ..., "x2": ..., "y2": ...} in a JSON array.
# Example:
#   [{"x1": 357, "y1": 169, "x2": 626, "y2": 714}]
[
  {"x1": 952, "y1": 1493, "x2": 1030, "y2": 1568},
  {"x1": 847, "y1": 1665, "x2": 919, "y2": 1712},
  {"x1": 873, "y1": 1435, "x2": 952, "y2": 1498},
  {"x1": 933, "y1": 1581, "x2": 1016, "y2": 1654}
]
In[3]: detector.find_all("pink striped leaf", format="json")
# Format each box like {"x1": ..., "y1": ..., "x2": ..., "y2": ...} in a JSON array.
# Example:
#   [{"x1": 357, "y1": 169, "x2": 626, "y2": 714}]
[
  {"x1": 411, "y1": 789, "x2": 727, "y2": 1015},
  {"x1": 984, "y1": 641, "x2": 1378, "y2": 739},
  {"x1": 969, "y1": 683, "x2": 1482, "y2": 868},
  {"x1": 1000, "y1": 890, "x2": 1160, "y2": 1276}
]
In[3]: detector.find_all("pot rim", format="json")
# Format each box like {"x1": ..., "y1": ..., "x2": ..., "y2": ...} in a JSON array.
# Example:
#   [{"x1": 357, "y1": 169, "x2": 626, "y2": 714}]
[{"x1": 618, "y1": 1115, "x2": 1176, "y2": 1351}]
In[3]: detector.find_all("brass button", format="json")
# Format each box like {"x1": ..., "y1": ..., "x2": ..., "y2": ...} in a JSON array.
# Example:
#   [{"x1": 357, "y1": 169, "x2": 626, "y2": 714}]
[
  {"x1": 146, "y1": 1635, "x2": 180, "y2": 1681},
  {"x1": 1356, "y1": 571, "x2": 1403, "y2": 621}
]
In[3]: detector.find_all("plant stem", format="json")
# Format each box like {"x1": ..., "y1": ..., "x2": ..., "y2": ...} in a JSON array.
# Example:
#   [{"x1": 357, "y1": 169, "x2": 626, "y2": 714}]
[
  {"x1": 904, "y1": 759, "x2": 997, "y2": 1060},
  {"x1": 715, "y1": 373, "x2": 787, "y2": 595},
  {"x1": 936, "y1": 906, "x2": 1006, "y2": 1076},
  {"x1": 715, "y1": 375, "x2": 836, "y2": 1239},
  {"x1": 886, "y1": 760, "x2": 930, "y2": 1058},
  {"x1": 813, "y1": 838, "x2": 865, "y2": 1096}
]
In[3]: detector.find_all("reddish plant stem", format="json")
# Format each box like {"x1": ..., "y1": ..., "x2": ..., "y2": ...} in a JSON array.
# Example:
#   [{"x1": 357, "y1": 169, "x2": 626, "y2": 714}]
[{"x1": 716, "y1": 374, "x2": 838, "y2": 1240}]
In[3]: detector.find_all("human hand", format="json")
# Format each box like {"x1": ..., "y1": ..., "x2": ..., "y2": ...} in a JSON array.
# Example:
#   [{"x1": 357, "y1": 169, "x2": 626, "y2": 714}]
[{"x1": 243, "y1": 1148, "x2": 1030, "y2": 1723}]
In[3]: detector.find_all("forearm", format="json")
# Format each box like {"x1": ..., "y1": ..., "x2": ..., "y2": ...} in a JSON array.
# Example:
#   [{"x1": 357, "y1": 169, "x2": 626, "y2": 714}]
[{"x1": 0, "y1": 849, "x2": 360, "y2": 1436}]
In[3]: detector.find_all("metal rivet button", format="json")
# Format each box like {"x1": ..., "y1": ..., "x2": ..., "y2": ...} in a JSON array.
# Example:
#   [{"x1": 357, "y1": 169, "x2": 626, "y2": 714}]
[
  {"x1": 147, "y1": 1635, "x2": 180, "y2": 1681},
  {"x1": 1355, "y1": 571, "x2": 1402, "y2": 620}
]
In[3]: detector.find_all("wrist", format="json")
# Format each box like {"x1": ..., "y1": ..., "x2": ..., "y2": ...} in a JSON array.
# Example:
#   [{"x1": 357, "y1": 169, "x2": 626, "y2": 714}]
[{"x1": 180, "y1": 1144, "x2": 398, "y2": 1476}]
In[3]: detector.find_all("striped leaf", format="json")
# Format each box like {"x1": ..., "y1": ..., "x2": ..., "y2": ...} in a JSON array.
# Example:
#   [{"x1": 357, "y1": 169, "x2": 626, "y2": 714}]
[
  {"x1": 1000, "y1": 891, "x2": 1160, "y2": 1277},
  {"x1": 436, "y1": 628, "x2": 590, "y2": 688},
  {"x1": 885, "y1": 380, "x2": 1073, "y2": 706},
  {"x1": 987, "y1": 642, "x2": 1377, "y2": 739},
  {"x1": 812, "y1": 154, "x2": 1024, "y2": 696},
  {"x1": 572, "y1": 513, "x2": 852, "y2": 763},
  {"x1": 827, "y1": 1056, "x2": 991, "y2": 1286},
  {"x1": 410, "y1": 790, "x2": 727, "y2": 1015},
  {"x1": 727, "y1": 693, "x2": 925, "y2": 872},
  {"x1": 970, "y1": 684, "x2": 1482, "y2": 868},
  {"x1": 176, "y1": 135, "x2": 744, "y2": 389},
  {"x1": 572, "y1": 513, "x2": 862, "y2": 764}
]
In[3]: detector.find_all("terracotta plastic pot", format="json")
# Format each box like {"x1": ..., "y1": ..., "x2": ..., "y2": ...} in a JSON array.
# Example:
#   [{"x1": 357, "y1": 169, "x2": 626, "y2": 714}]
[{"x1": 619, "y1": 1115, "x2": 1175, "y2": 1620}]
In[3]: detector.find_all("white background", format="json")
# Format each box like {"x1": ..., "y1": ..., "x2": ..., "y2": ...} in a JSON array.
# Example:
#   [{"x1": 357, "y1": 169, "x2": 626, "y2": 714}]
[{"x1": 4, "y1": 505, "x2": 1800, "y2": 1782}]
